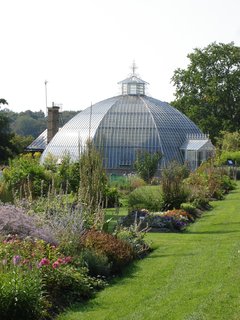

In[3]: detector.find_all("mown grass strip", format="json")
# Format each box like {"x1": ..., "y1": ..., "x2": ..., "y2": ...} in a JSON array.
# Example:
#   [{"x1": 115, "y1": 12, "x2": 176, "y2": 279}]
[{"x1": 58, "y1": 183, "x2": 240, "y2": 320}]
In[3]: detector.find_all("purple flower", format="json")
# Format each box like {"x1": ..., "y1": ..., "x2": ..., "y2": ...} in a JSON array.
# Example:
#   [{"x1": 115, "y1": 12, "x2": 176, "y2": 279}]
[{"x1": 13, "y1": 255, "x2": 21, "y2": 265}]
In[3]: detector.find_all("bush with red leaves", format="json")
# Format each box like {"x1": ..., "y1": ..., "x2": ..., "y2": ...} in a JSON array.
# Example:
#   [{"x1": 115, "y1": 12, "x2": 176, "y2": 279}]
[{"x1": 80, "y1": 229, "x2": 134, "y2": 274}]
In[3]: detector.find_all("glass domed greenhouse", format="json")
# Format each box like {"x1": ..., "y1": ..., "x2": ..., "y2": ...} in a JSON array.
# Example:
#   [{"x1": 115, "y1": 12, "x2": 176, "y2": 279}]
[{"x1": 40, "y1": 68, "x2": 214, "y2": 173}]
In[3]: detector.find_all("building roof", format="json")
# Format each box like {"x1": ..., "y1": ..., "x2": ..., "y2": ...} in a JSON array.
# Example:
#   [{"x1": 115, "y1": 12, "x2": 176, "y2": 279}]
[
  {"x1": 180, "y1": 136, "x2": 214, "y2": 151},
  {"x1": 25, "y1": 129, "x2": 47, "y2": 152},
  {"x1": 40, "y1": 95, "x2": 203, "y2": 168},
  {"x1": 118, "y1": 75, "x2": 149, "y2": 85}
]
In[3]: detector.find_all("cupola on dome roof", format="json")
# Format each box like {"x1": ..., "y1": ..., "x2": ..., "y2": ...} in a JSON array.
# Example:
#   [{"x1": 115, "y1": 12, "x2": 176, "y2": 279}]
[{"x1": 41, "y1": 64, "x2": 211, "y2": 172}]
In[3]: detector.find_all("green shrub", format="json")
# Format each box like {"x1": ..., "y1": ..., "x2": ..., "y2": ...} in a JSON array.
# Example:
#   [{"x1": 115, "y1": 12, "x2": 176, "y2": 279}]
[
  {"x1": 80, "y1": 229, "x2": 134, "y2": 274},
  {"x1": 185, "y1": 162, "x2": 236, "y2": 208},
  {"x1": 180, "y1": 202, "x2": 198, "y2": 218},
  {"x1": 104, "y1": 186, "x2": 120, "y2": 208},
  {"x1": 81, "y1": 248, "x2": 111, "y2": 277},
  {"x1": 128, "y1": 185, "x2": 164, "y2": 211},
  {"x1": 217, "y1": 151, "x2": 240, "y2": 166},
  {"x1": 0, "y1": 181, "x2": 13, "y2": 203},
  {"x1": 115, "y1": 226, "x2": 151, "y2": 258},
  {"x1": 134, "y1": 150, "x2": 162, "y2": 183},
  {"x1": 0, "y1": 268, "x2": 46, "y2": 320},
  {"x1": 184, "y1": 170, "x2": 210, "y2": 209},
  {"x1": 220, "y1": 174, "x2": 236, "y2": 193},
  {"x1": 161, "y1": 161, "x2": 189, "y2": 209},
  {"x1": 3, "y1": 153, "x2": 50, "y2": 198},
  {"x1": 128, "y1": 176, "x2": 146, "y2": 191},
  {"x1": 42, "y1": 264, "x2": 102, "y2": 308},
  {"x1": 0, "y1": 235, "x2": 105, "y2": 317}
]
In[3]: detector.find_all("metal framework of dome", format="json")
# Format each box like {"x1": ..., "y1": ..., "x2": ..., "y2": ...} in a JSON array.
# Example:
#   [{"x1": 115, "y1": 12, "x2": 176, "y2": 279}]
[{"x1": 41, "y1": 65, "x2": 211, "y2": 173}]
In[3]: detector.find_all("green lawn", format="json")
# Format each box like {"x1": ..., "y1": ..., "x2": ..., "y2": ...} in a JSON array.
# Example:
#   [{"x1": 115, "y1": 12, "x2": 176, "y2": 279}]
[{"x1": 58, "y1": 183, "x2": 240, "y2": 320}]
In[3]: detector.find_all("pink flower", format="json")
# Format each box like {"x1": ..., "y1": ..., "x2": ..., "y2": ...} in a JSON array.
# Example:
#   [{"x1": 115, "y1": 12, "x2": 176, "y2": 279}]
[
  {"x1": 63, "y1": 256, "x2": 72, "y2": 264},
  {"x1": 52, "y1": 261, "x2": 60, "y2": 269},
  {"x1": 38, "y1": 258, "x2": 50, "y2": 268}
]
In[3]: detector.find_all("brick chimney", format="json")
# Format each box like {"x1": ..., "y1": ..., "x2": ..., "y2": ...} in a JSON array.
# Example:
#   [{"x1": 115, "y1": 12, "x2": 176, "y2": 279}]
[{"x1": 47, "y1": 102, "x2": 60, "y2": 143}]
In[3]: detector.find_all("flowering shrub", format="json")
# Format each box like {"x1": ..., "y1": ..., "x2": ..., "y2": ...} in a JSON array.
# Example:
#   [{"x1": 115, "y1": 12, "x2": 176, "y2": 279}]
[
  {"x1": 0, "y1": 235, "x2": 104, "y2": 319},
  {"x1": 162, "y1": 209, "x2": 192, "y2": 230},
  {"x1": 185, "y1": 162, "x2": 236, "y2": 208},
  {"x1": 80, "y1": 229, "x2": 134, "y2": 274}
]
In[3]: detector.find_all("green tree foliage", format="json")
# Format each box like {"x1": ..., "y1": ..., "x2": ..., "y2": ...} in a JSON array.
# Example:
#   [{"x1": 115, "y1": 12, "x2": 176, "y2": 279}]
[
  {"x1": 3, "y1": 109, "x2": 79, "y2": 138},
  {"x1": 59, "y1": 110, "x2": 79, "y2": 126},
  {"x1": 134, "y1": 151, "x2": 162, "y2": 183},
  {"x1": 172, "y1": 42, "x2": 240, "y2": 141},
  {"x1": 14, "y1": 114, "x2": 46, "y2": 137},
  {"x1": 3, "y1": 153, "x2": 50, "y2": 198},
  {"x1": 215, "y1": 131, "x2": 240, "y2": 167},
  {"x1": 43, "y1": 153, "x2": 80, "y2": 193},
  {"x1": 216, "y1": 131, "x2": 240, "y2": 152},
  {"x1": 10, "y1": 134, "x2": 34, "y2": 155},
  {"x1": 0, "y1": 99, "x2": 14, "y2": 163}
]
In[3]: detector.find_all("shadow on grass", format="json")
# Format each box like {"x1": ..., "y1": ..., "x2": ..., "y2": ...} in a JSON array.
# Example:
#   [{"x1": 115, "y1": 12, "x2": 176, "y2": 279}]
[
  {"x1": 59, "y1": 262, "x2": 141, "y2": 316},
  {"x1": 185, "y1": 229, "x2": 240, "y2": 235},
  {"x1": 212, "y1": 222, "x2": 240, "y2": 226},
  {"x1": 147, "y1": 252, "x2": 196, "y2": 258}
]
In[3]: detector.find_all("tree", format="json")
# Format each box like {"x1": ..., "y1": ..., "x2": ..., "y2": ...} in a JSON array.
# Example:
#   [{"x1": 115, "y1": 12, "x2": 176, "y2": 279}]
[
  {"x1": 134, "y1": 150, "x2": 162, "y2": 183},
  {"x1": 171, "y1": 42, "x2": 240, "y2": 141},
  {"x1": 216, "y1": 130, "x2": 240, "y2": 152},
  {"x1": 0, "y1": 99, "x2": 14, "y2": 163}
]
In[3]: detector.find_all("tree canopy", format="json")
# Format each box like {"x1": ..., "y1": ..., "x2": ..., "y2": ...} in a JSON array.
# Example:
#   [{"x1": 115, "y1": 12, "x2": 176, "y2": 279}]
[
  {"x1": 0, "y1": 99, "x2": 14, "y2": 163},
  {"x1": 1, "y1": 109, "x2": 79, "y2": 138},
  {"x1": 0, "y1": 105, "x2": 80, "y2": 163},
  {"x1": 171, "y1": 42, "x2": 240, "y2": 141}
]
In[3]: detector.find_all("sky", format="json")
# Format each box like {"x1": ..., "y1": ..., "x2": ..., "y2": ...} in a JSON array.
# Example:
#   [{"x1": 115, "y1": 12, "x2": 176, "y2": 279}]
[{"x1": 1, "y1": 0, "x2": 240, "y2": 114}]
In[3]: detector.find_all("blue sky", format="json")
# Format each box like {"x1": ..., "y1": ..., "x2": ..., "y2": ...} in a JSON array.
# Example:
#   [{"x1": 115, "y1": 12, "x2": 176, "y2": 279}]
[{"x1": 1, "y1": 0, "x2": 240, "y2": 113}]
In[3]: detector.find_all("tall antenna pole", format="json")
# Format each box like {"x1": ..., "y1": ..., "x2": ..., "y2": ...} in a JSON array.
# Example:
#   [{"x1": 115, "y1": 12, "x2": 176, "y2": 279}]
[{"x1": 45, "y1": 80, "x2": 48, "y2": 114}]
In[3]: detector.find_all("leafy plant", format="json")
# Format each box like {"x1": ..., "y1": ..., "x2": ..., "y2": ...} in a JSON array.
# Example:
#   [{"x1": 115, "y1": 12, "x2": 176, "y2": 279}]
[
  {"x1": 134, "y1": 150, "x2": 162, "y2": 183},
  {"x1": 3, "y1": 153, "x2": 50, "y2": 198},
  {"x1": 161, "y1": 161, "x2": 189, "y2": 209},
  {"x1": 0, "y1": 268, "x2": 46, "y2": 320},
  {"x1": 128, "y1": 185, "x2": 164, "y2": 211},
  {"x1": 80, "y1": 248, "x2": 111, "y2": 277},
  {"x1": 115, "y1": 225, "x2": 151, "y2": 258},
  {"x1": 80, "y1": 229, "x2": 134, "y2": 274}
]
